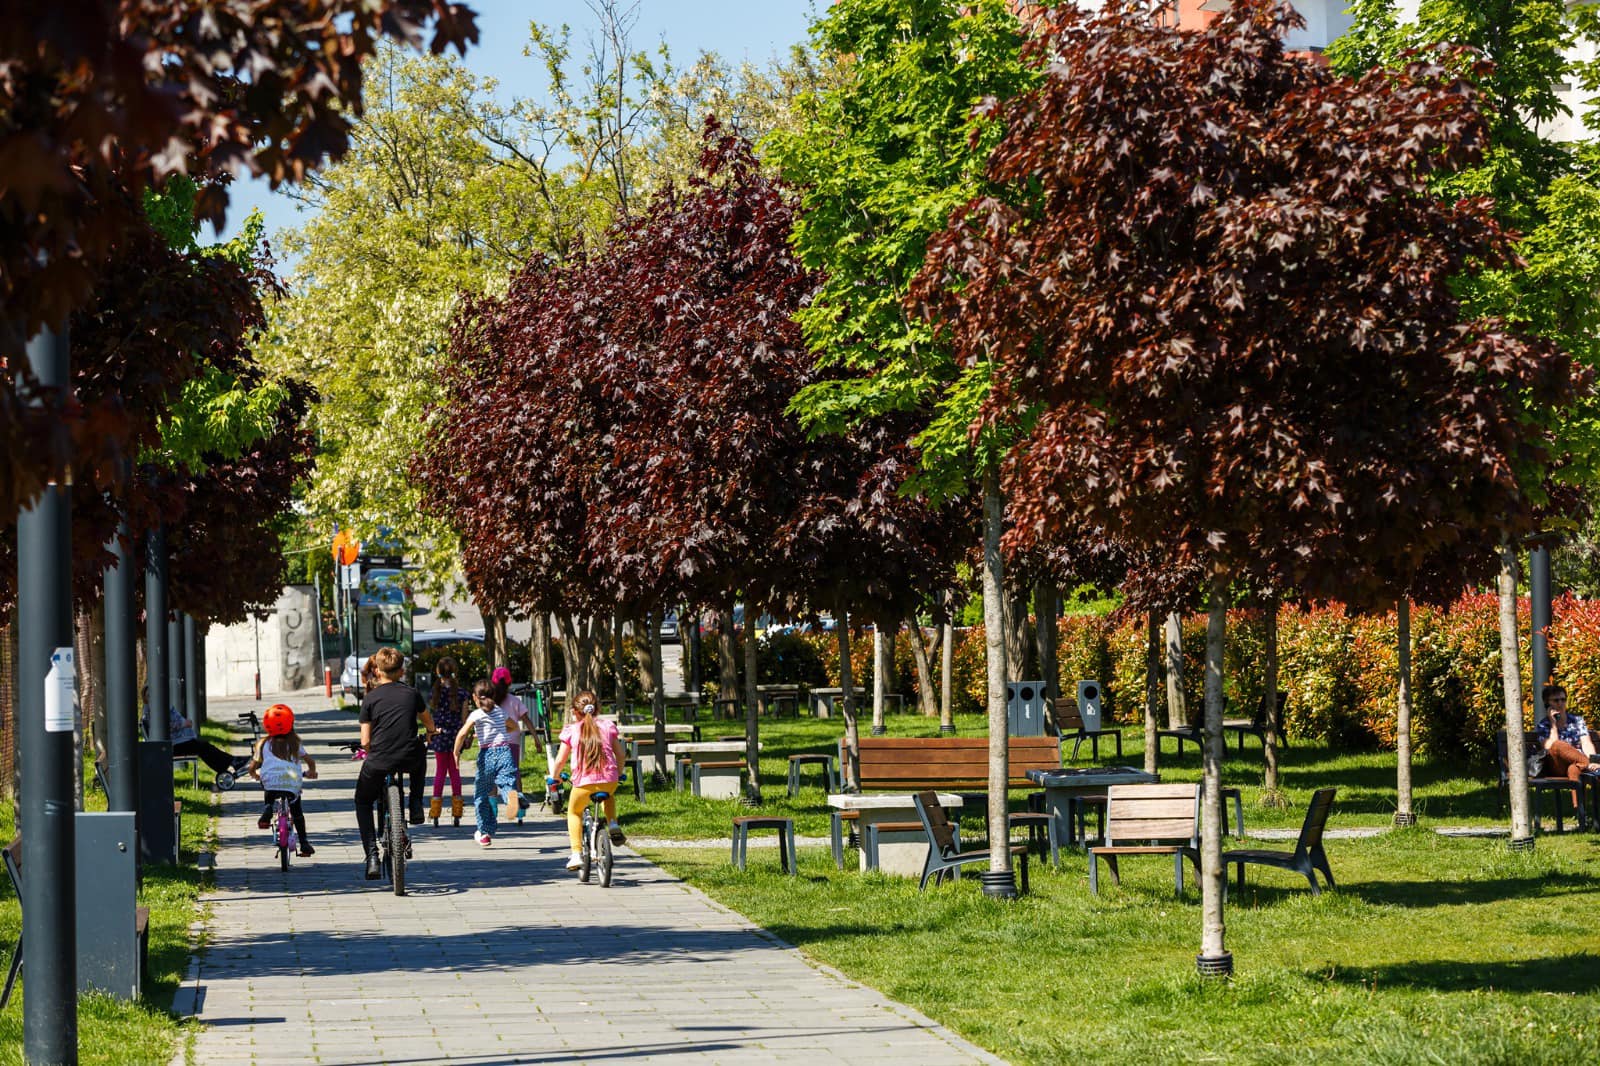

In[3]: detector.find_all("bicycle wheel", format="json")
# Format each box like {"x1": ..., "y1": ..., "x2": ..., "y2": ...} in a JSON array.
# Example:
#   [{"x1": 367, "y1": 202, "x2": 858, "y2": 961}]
[
  {"x1": 598, "y1": 825, "x2": 613, "y2": 888},
  {"x1": 386, "y1": 782, "x2": 407, "y2": 896},
  {"x1": 277, "y1": 806, "x2": 291, "y2": 872},
  {"x1": 579, "y1": 812, "x2": 593, "y2": 884}
]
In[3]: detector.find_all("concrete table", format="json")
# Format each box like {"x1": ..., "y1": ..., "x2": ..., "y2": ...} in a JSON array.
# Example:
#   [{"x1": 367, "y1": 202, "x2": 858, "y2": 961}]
[
  {"x1": 614, "y1": 722, "x2": 697, "y2": 776},
  {"x1": 827, "y1": 792, "x2": 964, "y2": 877},
  {"x1": 1027, "y1": 767, "x2": 1157, "y2": 848},
  {"x1": 756, "y1": 684, "x2": 803, "y2": 717},
  {"x1": 668, "y1": 741, "x2": 758, "y2": 799},
  {"x1": 809, "y1": 686, "x2": 865, "y2": 719}
]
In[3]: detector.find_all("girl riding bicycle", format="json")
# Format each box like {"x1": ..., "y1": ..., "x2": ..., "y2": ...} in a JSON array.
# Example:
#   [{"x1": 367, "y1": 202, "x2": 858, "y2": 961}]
[
  {"x1": 548, "y1": 690, "x2": 625, "y2": 871},
  {"x1": 249, "y1": 704, "x2": 319, "y2": 856}
]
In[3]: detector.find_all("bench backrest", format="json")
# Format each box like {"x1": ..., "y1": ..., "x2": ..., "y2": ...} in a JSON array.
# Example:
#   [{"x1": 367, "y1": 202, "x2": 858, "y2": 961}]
[
  {"x1": 1293, "y1": 787, "x2": 1337, "y2": 855},
  {"x1": 852, "y1": 736, "x2": 1062, "y2": 790},
  {"x1": 1104, "y1": 784, "x2": 1200, "y2": 846},
  {"x1": 914, "y1": 791, "x2": 962, "y2": 858}
]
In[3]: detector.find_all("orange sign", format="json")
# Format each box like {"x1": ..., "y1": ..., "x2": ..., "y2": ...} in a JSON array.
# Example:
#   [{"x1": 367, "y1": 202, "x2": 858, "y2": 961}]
[{"x1": 332, "y1": 530, "x2": 361, "y2": 566}]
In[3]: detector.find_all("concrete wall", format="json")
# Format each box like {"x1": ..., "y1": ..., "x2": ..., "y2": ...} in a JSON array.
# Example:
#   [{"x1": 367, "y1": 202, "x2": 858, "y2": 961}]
[{"x1": 205, "y1": 585, "x2": 320, "y2": 697}]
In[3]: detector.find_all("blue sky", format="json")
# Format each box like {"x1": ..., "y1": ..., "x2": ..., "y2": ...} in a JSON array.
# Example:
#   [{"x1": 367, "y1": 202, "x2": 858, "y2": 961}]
[{"x1": 213, "y1": 0, "x2": 818, "y2": 245}]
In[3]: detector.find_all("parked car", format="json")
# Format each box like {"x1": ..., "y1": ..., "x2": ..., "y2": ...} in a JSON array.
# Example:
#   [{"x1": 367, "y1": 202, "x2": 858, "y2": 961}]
[
  {"x1": 659, "y1": 611, "x2": 680, "y2": 644},
  {"x1": 340, "y1": 628, "x2": 484, "y2": 699}
]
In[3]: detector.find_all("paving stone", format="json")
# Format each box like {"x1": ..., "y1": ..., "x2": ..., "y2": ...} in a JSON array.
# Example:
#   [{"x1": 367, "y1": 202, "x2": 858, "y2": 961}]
[{"x1": 179, "y1": 692, "x2": 1003, "y2": 1066}]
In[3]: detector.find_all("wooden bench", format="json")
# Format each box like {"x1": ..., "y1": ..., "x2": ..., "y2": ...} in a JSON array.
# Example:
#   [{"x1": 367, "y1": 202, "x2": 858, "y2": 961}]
[
  {"x1": 1088, "y1": 784, "x2": 1201, "y2": 896},
  {"x1": 832, "y1": 736, "x2": 1063, "y2": 868},
  {"x1": 1, "y1": 835, "x2": 149, "y2": 1008}
]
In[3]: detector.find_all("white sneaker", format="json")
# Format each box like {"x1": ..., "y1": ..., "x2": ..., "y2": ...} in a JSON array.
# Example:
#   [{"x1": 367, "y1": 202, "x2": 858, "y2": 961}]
[
  {"x1": 475, "y1": 832, "x2": 492, "y2": 848},
  {"x1": 565, "y1": 852, "x2": 584, "y2": 870}
]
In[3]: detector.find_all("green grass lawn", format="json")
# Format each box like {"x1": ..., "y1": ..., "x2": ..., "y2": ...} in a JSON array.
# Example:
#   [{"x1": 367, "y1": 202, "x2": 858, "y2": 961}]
[
  {"x1": 0, "y1": 721, "x2": 232, "y2": 1065},
  {"x1": 615, "y1": 709, "x2": 1600, "y2": 1064}
]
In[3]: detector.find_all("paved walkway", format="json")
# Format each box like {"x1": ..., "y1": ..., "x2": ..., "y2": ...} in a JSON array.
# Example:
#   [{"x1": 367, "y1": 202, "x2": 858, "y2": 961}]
[{"x1": 178, "y1": 693, "x2": 997, "y2": 1066}]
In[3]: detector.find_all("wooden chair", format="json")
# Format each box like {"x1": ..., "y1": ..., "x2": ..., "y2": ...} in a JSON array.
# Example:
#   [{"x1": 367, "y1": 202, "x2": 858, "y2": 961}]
[
  {"x1": 1495, "y1": 731, "x2": 1588, "y2": 833},
  {"x1": 1154, "y1": 721, "x2": 1202, "y2": 758},
  {"x1": 911, "y1": 791, "x2": 1029, "y2": 894},
  {"x1": 1223, "y1": 787, "x2": 1337, "y2": 896},
  {"x1": 1060, "y1": 685, "x2": 1123, "y2": 762},
  {"x1": 1088, "y1": 784, "x2": 1201, "y2": 895},
  {"x1": 1223, "y1": 691, "x2": 1287, "y2": 752}
]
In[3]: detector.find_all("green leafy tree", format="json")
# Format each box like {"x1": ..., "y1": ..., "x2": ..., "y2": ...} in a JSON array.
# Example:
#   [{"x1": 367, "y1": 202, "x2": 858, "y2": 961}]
[
  {"x1": 769, "y1": 0, "x2": 1034, "y2": 890},
  {"x1": 1329, "y1": 0, "x2": 1600, "y2": 844}
]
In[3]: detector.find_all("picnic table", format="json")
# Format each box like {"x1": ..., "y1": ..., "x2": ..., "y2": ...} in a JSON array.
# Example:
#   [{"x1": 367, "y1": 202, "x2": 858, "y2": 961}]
[
  {"x1": 809, "y1": 686, "x2": 865, "y2": 719},
  {"x1": 756, "y1": 684, "x2": 803, "y2": 717},
  {"x1": 1027, "y1": 766, "x2": 1158, "y2": 849},
  {"x1": 615, "y1": 722, "x2": 699, "y2": 774},
  {"x1": 668, "y1": 741, "x2": 758, "y2": 799},
  {"x1": 827, "y1": 792, "x2": 966, "y2": 877}
]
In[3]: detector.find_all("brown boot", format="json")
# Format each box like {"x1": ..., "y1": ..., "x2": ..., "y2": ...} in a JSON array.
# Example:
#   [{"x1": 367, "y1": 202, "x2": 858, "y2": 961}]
[
  {"x1": 451, "y1": 796, "x2": 464, "y2": 825},
  {"x1": 428, "y1": 797, "x2": 442, "y2": 824}
]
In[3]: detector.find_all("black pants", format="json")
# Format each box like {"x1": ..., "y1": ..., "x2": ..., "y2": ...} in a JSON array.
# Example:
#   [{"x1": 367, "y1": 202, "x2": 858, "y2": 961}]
[
  {"x1": 262, "y1": 790, "x2": 309, "y2": 844},
  {"x1": 353, "y1": 743, "x2": 425, "y2": 850},
  {"x1": 173, "y1": 737, "x2": 235, "y2": 775}
]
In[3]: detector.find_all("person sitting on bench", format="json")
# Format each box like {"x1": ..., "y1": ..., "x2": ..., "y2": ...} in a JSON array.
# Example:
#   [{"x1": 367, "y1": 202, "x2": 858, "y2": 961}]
[
  {"x1": 1535, "y1": 686, "x2": 1599, "y2": 799},
  {"x1": 163, "y1": 702, "x2": 250, "y2": 779}
]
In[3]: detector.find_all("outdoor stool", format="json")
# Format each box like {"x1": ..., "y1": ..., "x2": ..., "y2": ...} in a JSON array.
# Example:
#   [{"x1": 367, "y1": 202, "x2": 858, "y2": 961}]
[
  {"x1": 864, "y1": 820, "x2": 931, "y2": 872},
  {"x1": 1008, "y1": 811, "x2": 1059, "y2": 866},
  {"x1": 731, "y1": 816, "x2": 796, "y2": 874},
  {"x1": 787, "y1": 753, "x2": 838, "y2": 797},
  {"x1": 690, "y1": 760, "x2": 746, "y2": 799},
  {"x1": 624, "y1": 755, "x2": 644, "y2": 804},
  {"x1": 1070, "y1": 795, "x2": 1108, "y2": 847},
  {"x1": 830, "y1": 809, "x2": 861, "y2": 868}
]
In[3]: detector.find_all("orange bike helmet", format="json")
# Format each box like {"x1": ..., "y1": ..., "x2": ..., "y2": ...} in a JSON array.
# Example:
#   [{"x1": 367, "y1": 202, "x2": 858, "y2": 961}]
[{"x1": 263, "y1": 704, "x2": 295, "y2": 736}]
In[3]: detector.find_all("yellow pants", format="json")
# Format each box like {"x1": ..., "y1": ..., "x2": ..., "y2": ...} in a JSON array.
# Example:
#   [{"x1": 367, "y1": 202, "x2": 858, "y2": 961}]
[{"x1": 567, "y1": 781, "x2": 619, "y2": 851}]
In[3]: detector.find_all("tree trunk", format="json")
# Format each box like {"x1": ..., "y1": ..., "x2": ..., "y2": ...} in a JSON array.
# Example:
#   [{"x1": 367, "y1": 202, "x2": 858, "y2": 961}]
[
  {"x1": 838, "y1": 613, "x2": 860, "y2": 790},
  {"x1": 1395, "y1": 597, "x2": 1415, "y2": 827},
  {"x1": 982, "y1": 471, "x2": 1014, "y2": 890},
  {"x1": 688, "y1": 609, "x2": 703, "y2": 694},
  {"x1": 1499, "y1": 543, "x2": 1533, "y2": 847},
  {"x1": 940, "y1": 614, "x2": 954, "y2": 735},
  {"x1": 552, "y1": 615, "x2": 576, "y2": 691},
  {"x1": 1144, "y1": 610, "x2": 1161, "y2": 777},
  {"x1": 871, "y1": 621, "x2": 890, "y2": 736},
  {"x1": 908, "y1": 618, "x2": 938, "y2": 718},
  {"x1": 1003, "y1": 580, "x2": 1032, "y2": 682},
  {"x1": 650, "y1": 609, "x2": 667, "y2": 782},
  {"x1": 1164, "y1": 611, "x2": 1186, "y2": 728},
  {"x1": 74, "y1": 605, "x2": 96, "y2": 812},
  {"x1": 744, "y1": 614, "x2": 761, "y2": 804},
  {"x1": 1035, "y1": 581, "x2": 1058, "y2": 706},
  {"x1": 581, "y1": 616, "x2": 605, "y2": 692},
  {"x1": 717, "y1": 606, "x2": 737, "y2": 717},
  {"x1": 1199, "y1": 574, "x2": 1229, "y2": 971},
  {"x1": 1262, "y1": 600, "x2": 1284, "y2": 805},
  {"x1": 612, "y1": 614, "x2": 627, "y2": 702},
  {"x1": 633, "y1": 613, "x2": 654, "y2": 701},
  {"x1": 483, "y1": 612, "x2": 500, "y2": 676},
  {"x1": 530, "y1": 613, "x2": 551, "y2": 682},
  {"x1": 490, "y1": 613, "x2": 509, "y2": 672}
]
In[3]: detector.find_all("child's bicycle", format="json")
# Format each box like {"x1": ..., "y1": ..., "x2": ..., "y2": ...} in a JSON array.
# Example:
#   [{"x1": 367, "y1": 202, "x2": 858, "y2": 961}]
[
  {"x1": 557, "y1": 776, "x2": 625, "y2": 888},
  {"x1": 268, "y1": 794, "x2": 297, "y2": 872},
  {"x1": 339, "y1": 741, "x2": 408, "y2": 896}
]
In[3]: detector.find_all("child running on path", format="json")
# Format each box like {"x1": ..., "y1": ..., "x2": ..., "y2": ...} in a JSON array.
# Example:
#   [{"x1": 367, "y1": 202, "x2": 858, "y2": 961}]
[
  {"x1": 249, "y1": 703, "x2": 319, "y2": 856},
  {"x1": 548, "y1": 689, "x2": 626, "y2": 870},
  {"x1": 454, "y1": 679, "x2": 521, "y2": 847},
  {"x1": 429, "y1": 657, "x2": 468, "y2": 824}
]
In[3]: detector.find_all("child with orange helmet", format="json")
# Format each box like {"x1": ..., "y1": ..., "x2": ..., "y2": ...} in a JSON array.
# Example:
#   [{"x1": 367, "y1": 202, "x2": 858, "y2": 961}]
[{"x1": 249, "y1": 704, "x2": 319, "y2": 856}]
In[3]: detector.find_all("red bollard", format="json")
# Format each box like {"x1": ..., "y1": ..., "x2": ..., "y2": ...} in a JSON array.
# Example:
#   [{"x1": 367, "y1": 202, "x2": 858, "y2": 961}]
[{"x1": 325, "y1": 666, "x2": 333, "y2": 699}]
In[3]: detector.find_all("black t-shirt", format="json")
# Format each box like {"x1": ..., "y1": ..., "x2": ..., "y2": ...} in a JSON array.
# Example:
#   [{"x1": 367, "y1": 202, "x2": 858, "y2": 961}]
[{"x1": 359, "y1": 682, "x2": 427, "y2": 770}]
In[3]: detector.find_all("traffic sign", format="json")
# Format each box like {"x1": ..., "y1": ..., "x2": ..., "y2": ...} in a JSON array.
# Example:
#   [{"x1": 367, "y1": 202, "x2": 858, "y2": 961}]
[{"x1": 332, "y1": 529, "x2": 360, "y2": 567}]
